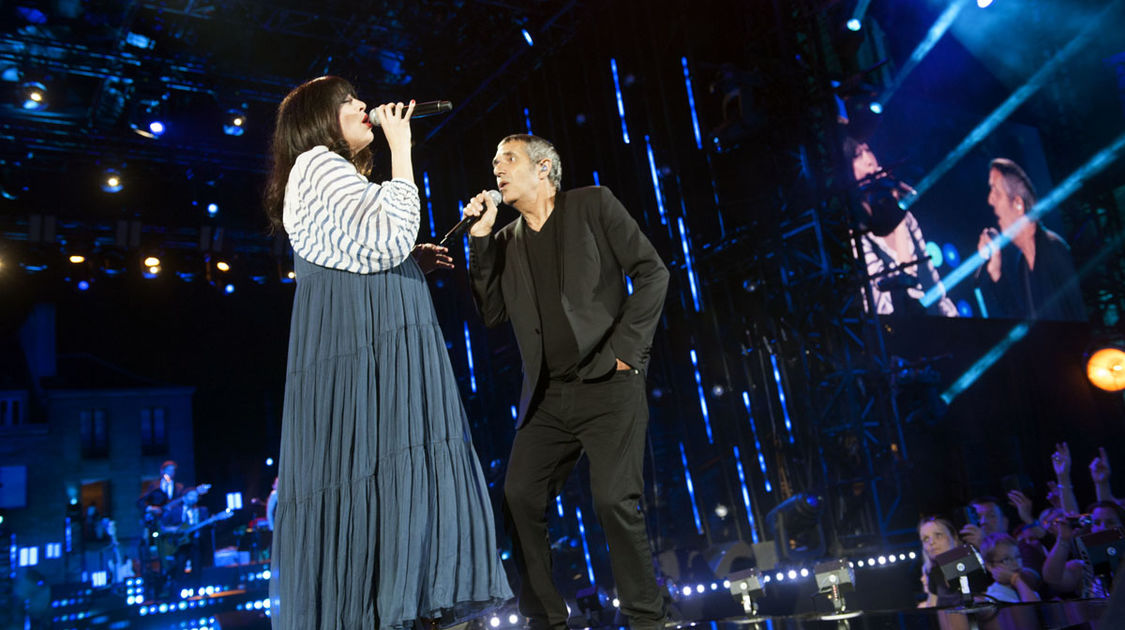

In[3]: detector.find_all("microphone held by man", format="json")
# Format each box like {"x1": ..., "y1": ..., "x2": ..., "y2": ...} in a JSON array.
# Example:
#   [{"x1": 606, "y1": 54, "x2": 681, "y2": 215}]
[{"x1": 440, "y1": 189, "x2": 501, "y2": 246}]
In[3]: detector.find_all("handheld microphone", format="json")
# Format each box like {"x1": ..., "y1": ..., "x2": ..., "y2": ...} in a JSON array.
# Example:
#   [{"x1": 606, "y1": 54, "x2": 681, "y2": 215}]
[
  {"x1": 440, "y1": 190, "x2": 501, "y2": 247},
  {"x1": 370, "y1": 100, "x2": 452, "y2": 126}
]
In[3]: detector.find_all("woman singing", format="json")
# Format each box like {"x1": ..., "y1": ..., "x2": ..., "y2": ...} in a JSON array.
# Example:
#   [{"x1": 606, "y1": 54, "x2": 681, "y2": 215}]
[{"x1": 263, "y1": 76, "x2": 512, "y2": 630}]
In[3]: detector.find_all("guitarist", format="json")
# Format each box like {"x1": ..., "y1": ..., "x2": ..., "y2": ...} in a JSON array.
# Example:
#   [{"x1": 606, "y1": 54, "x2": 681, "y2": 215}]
[
  {"x1": 137, "y1": 460, "x2": 183, "y2": 522},
  {"x1": 158, "y1": 488, "x2": 210, "y2": 591}
]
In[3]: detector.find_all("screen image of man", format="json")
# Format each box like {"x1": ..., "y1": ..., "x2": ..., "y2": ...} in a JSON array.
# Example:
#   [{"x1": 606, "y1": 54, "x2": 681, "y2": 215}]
[{"x1": 976, "y1": 158, "x2": 1086, "y2": 321}]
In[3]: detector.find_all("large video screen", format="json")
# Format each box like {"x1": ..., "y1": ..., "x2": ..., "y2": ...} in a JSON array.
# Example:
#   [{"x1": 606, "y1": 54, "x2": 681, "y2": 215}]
[{"x1": 842, "y1": 0, "x2": 1122, "y2": 323}]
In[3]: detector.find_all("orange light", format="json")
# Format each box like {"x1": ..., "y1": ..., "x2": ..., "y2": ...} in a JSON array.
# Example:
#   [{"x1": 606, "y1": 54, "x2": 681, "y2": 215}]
[
  {"x1": 216, "y1": 261, "x2": 230, "y2": 272},
  {"x1": 143, "y1": 256, "x2": 160, "y2": 267},
  {"x1": 69, "y1": 255, "x2": 86, "y2": 264},
  {"x1": 1087, "y1": 348, "x2": 1125, "y2": 392}
]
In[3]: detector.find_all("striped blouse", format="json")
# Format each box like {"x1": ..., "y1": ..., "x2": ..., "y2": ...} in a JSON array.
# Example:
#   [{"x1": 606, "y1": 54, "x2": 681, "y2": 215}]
[
  {"x1": 283, "y1": 145, "x2": 420, "y2": 273},
  {"x1": 860, "y1": 211, "x2": 958, "y2": 317}
]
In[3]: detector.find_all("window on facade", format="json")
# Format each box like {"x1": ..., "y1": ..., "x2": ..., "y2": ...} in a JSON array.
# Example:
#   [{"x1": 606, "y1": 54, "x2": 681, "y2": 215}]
[
  {"x1": 140, "y1": 407, "x2": 168, "y2": 455},
  {"x1": 0, "y1": 395, "x2": 24, "y2": 426},
  {"x1": 79, "y1": 409, "x2": 109, "y2": 458}
]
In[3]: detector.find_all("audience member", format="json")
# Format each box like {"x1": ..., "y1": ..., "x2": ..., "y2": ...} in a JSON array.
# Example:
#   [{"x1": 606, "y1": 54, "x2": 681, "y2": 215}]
[{"x1": 981, "y1": 533, "x2": 1041, "y2": 603}]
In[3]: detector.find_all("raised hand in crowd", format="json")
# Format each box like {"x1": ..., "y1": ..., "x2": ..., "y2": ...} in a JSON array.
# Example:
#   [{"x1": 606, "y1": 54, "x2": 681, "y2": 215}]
[
  {"x1": 1007, "y1": 490, "x2": 1035, "y2": 525},
  {"x1": 1089, "y1": 446, "x2": 1119, "y2": 505},
  {"x1": 1051, "y1": 442, "x2": 1079, "y2": 513}
]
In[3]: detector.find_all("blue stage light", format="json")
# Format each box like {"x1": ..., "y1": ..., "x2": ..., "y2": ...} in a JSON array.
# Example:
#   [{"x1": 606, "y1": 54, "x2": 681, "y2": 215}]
[
  {"x1": 644, "y1": 136, "x2": 667, "y2": 225},
  {"x1": 77, "y1": 280, "x2": 90, "y2": 291},
  {"x1": 679, "y1": 443, "x2": 704, "y2": 534},
  {"x1": 925, "y1": 241, "x2": 943, "y2": 268},
  {"x1": 732, "y1": 445, "x2": 759, "y2": 543},
  {"x1": 610, "y1": 59, "x2": 630, "y2": 144},
  {"x1": 681, "y1": 57, "x2": 703, "y2": 149},
  {"x1": 574, "y1": 506, "x2": 596, "y2": 585},
  {"x1": 869, "y1": 101, "x2": 883, "y2": 114},
  {"x1": 463, "y1": 321, "x2": 477, "y2": 393},
  {"x1": 769, "y1": 354, "x2": 795, "y2": 444},
  {"x1": 148, "y1": 120, "x2": 165, "y2": 136},
  {"x1": 224, "y1": 284, "x2": 235, "y2": 294},
  {"x1": 207, "y1": 203, "x2": 219, "y2": 216},
  {"x1": 423, "y1": 172, "x2": 435, "y2": 238},
  {"x1": 847, "y1": 18, "x2": 862, "y2": 31},
  {"x1": 521, "y1": 29, "x2": 534, "y2": 46},
  {"x1": 942, "y1": 243, "x2": 961, "y2": 267},
  {"x1": 677, "y1": 218, "x2": 701, "y2": 311},
  {"x1": 690, "y1": 349, "x2": 713, "y2": 442},
  {"x1": 523, "y1": 107, "x2": 532, "y2": 134},
  {"x1": 977, "y1": 0, "x2": 994, "y2": 7},
  {"x1": 741, "y1": 391, "x2": 772, "y2": 493},
  {"x1": 957, "y1": 300, "x2": 973, "y2": 318}
]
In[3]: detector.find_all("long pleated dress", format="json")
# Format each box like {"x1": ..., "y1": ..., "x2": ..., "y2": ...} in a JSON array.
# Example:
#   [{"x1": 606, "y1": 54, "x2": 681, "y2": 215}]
[{"x1": 270, "y1": 146, "x2": 512, "y2": 630}]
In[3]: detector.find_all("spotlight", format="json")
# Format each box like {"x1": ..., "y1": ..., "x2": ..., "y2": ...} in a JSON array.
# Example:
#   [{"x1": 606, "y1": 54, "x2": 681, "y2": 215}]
[
  {"x1": 207, "y1": 203, "x2": 219, "y2": 216},
  {"x1": 977, "y1": 0, "x2": 993, "y2": 7},
  {"x1": 521, "y1": 28, "x2": 534, "y2": 46},
  {"x1": 714, "y1": 504, "x2": 729, "y2": 519},
  {"x1": 20, "y1": 81, "x2": 47, "y2": 111},
  {"x1": 223, "y1": 108, "x2": 246, "y2": 136},
  {"x1": 131, "y1": 98, "x2": 167, "y2": 139},
  {"x1": 143, "y1": 256, "x2": 161, "y2": 268},
  {"x1": 934, "y1": 545, "x2": 988, "y2": 604},
  {"x1": 1077, "y1": 529, "x2": 1125, "y2": 582},
  {"x1": 764, "y1": 492, "x2": 825, "y2": 559},
  {"x1": 868, "y1": 101, "x2": 883, "y2": 114},
  {"x1": 726, "y1": 568, "x2": 765, "y2": 617},
  {"x1": 846, "y1": 18, "x2": 862, "y2": 31},
  {"x1": 100, "y1": 168, "x2": 123, "y2": 194},
  {"x1": 813, "y1": 559, "x2": 859, "y2": 618},
  {"x1": 1087, "y1": 346, "x2": 1125, "y2": 392},
  {"x1": 69, "y1": 255, "x2": 86, "y2": 264}
]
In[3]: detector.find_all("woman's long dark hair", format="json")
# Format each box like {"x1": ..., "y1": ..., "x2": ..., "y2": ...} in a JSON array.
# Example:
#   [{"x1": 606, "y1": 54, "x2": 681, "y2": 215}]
[{"x1": 263, "y1": 76, "x2": 373, "y2": 233}]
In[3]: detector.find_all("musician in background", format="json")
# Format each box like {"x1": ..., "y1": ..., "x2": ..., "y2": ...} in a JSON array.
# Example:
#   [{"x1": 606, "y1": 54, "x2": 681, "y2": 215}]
[
  {"x1": 137, "y1": 460, "x2": 183, "y2": 521},
  {"x1": 845, "y1": 137, "x2": 957, "y2": 317},
  {"x1": 266, "y1": 477, "x2": 278, "y2": 531},
  {"x1": 159, "y1": 488, "x2": 211, "y2": 591}
]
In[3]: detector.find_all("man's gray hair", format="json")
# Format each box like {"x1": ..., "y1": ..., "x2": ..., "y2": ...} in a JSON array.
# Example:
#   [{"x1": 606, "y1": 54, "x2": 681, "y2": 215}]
[
  {"x1": 990, "y1": 158, "x2": 1036, "y2": 211},
  {"x1": 500, "y1": 133, "x2": 562, "y2": 191}
]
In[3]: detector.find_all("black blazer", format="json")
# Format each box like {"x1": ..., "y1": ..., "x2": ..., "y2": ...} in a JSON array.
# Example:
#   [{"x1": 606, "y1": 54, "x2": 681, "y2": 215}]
[
  {"x1": 469, "y1": 186, "x2": 669, "y2": 427},
  {"x1": 137, "y1": 480, "x2": 184, "y2": 510}
]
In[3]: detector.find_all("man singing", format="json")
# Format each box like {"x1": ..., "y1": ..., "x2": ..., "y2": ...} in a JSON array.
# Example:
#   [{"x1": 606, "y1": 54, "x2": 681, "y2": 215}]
[{"x1": 463, "y1": 134, "x2": 669, "y2": 630}]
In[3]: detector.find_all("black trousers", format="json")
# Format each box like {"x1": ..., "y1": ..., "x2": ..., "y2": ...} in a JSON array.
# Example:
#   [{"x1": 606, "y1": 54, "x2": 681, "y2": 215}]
[{"x1": 503, "y1": 368, "x2": 666, "y2": 630}]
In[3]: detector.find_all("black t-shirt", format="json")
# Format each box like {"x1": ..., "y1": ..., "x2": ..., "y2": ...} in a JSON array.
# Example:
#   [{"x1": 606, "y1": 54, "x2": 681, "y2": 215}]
[{"x1": 524, "y1": 211, "x2": 581, "y2": 381}]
